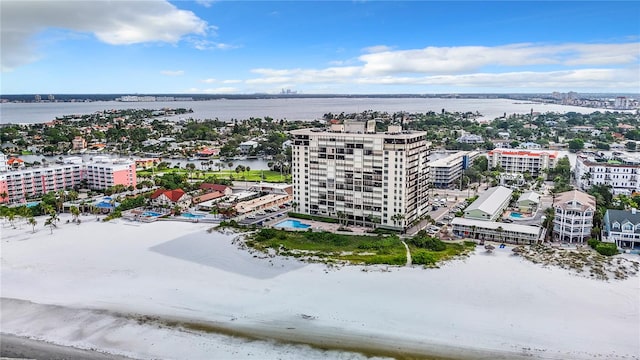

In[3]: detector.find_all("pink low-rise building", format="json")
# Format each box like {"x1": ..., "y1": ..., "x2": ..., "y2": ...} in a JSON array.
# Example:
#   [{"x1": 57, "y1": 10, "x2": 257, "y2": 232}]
[{"x1": 0, "y1": 157, "x2": 136, "y2": 204}]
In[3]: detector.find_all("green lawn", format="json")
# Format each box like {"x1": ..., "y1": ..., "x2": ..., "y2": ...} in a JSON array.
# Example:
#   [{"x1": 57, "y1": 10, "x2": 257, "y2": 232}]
[
  {"x1": 246, "y1": 228, "x2": 407, "y2": 265},
  {"x1": 408, "y1": 241, "x2": 476, "y2": 266},
  {"x1": 137, "y1": 169, "x2": 290, "y2": 183},
  {"x1": 245, "y1": 228, "x2": 476, "y2": 266}
]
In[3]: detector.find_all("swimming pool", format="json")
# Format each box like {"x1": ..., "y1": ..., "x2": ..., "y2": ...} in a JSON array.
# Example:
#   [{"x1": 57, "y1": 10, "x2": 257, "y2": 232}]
[
  {"x1": 274, "y1": 219, "x2": 311, "y2": 229},
  {"x1": 26, "y1": 201, "x2": 40, "y2": 208},
  {"x1": 182, "y1": 213, "x2": 204, "y2": 219},
  {"x1": 142, "y1": 211, "x2": 162, "y2": 217},
  {"x1": 510, "y1": 212, "x2": 524, "y2": 219}
]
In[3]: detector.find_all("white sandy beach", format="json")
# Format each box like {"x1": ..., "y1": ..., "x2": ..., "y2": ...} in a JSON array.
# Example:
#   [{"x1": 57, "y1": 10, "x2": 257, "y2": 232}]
[{"x1": 1, "y1": 213, "x2": 639, "y2": 359}]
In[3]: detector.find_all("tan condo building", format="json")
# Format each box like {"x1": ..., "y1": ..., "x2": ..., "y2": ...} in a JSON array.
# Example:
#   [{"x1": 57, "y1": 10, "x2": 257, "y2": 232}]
[
  {"x1": 488, "y1": 149, "x2": 558, "y2": 176},
  {"x1": 291, "y1": 121, "x2": 429, "y2": 231}
]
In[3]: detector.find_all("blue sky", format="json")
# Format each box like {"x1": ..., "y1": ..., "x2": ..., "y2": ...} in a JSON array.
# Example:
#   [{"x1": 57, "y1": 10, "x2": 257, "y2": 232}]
[{"x1": 1, "y1": 1, "x2": 639, "y2": 94}]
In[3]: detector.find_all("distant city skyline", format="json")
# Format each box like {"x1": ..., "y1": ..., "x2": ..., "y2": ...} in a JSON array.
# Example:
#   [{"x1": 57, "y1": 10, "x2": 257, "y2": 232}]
[{"x1": 1, "y1": 1, "x2": 639, "y2": 94}]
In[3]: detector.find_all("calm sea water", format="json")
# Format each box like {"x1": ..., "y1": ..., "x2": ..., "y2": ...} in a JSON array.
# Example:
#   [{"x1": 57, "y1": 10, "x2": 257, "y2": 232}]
[{"x1": 0, "y1": 97, "x2": 618, "y2": 124}]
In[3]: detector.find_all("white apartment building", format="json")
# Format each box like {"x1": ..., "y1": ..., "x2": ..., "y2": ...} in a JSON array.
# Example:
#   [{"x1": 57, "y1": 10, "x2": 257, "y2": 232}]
[
  {"x1": 574, "y1": 154, "x2": 640, "y2": 195},
  {"x1": 452, "y1": 217, "x2": 542, "y2": 245},
  {"x1": 552, "y1": 190, "x2": 596, "y2": 243},
  {"x1": 429, "y1": 151, "x2": 480, "y2": 189},
  {"x1": 488, "y1": 149, "x2": 558, "y2": 176},
  {"x1": 0, "y1": 157, "x2": 136, "y2": 204},
  {"x1": 291, "y1": 122, "x2": 429, "y2": 231},
  {"x1": 0, "y1": 152, "x2": 8, "y2": 172}
]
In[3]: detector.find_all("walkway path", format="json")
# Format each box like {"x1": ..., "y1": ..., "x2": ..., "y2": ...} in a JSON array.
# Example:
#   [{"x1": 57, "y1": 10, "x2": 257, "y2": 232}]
[{"x1": 401, "y1": 240, "x2": 412, "y2": 266}]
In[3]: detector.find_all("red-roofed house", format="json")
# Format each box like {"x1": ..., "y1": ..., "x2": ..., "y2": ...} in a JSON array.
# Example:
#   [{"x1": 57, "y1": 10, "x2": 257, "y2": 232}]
[
  {"x1": 150, "y1": 188, "x2": 191, "y2": 210},
  {"x1": 199, "y1": 183, "x2": 233, "y2": 196},
  {"x1": 7, "y1": 157, "x2": 25, "y2": 169},
  {"x1": 192, "y1": 191, "x2": 226, "y2": 204}
]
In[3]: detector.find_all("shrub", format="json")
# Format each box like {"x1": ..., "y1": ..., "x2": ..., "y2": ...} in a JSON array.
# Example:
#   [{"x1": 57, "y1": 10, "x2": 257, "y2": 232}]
[
  {"x1": 595, "y1": 242, "x2": 619, "y2": 256},
  {"x1": 587, "y1": 238, "x2": 619, "y2": 256},
  {"x1": 407, "y1": 236, "x2": 446, "y2": 251},
  {"x1": 411, "y1": 250, "x2": 438, "y2": 265},
  {"x1": 364, "y1": 254, "x2": 406, "y2": 266}
]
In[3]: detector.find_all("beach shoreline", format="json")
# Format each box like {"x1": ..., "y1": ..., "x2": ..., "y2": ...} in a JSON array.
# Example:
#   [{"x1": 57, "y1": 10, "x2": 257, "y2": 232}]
[{"x1": 1, "y1": 214, "x2": 639, "y2": 359}]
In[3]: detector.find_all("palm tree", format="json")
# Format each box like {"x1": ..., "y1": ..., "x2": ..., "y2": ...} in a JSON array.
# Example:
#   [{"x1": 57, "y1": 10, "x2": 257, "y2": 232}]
[
  {"x1": 44, "y1": 211, "x2": 59, "y2": 234},
  {"x1": 227, "y1": 161, "x2": 234, "y2": 180},
  {"x1": 70, "y1": 206, "x2": 80, "y2": 222},
  {"x1": 56, "y1": 190, "x2": 66, "y2": 213},
  {"x1": 336, "y1": 211, "x2": 346, "y2": 227},
  {"x1": 542, "y1": 207, "x2": 555, "y2": 243},
  {"x1": 392, "y1": 213, "x2": 405, "y2": 229},
  {"x1": 186, "y1": 163, "x2": 196, "y2": 179},
  {"x1": 7, "y1": 212, "x2": 16, "y2": 229},
  {"x1": 68, "y1": 190, "x2": 79, "y2": 202},
  {"x1": 0, "y1": 191, "x2": 8, "y2": 203},
  {"x1": 496, "y1": 226, "x2": 504, "y2": 244},
  {"x1": 244, "y1": 166, "x2": 251, "y2": 186},
  {"x1": 28, "y1": 217, "x2": 37, "y2": 233}
]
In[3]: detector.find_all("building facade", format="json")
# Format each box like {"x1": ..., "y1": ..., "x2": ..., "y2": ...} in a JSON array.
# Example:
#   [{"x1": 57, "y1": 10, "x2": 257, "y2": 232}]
[
  {"x1": 488, "y1": 149, "x2": 558, "y2": 176},
  {"x1": 552, "y1": 190, "x2": 596, "y2": 243},
  {"x1": 602, "y1": 208, "x2": 640, "y2": 249},
  {"x1": 452, "y1": 217, "x2": 542, "y2": 245},
  {"x1": 291, "y1": 122, "x2": 429, "y2": 230},
  {"x1": 0, "y1": 157, "x2": 136, "y2": 204},
  {"x1": 574, "y1": 153, "x2": 640, "y2": 195},
  {"x1": 463, "y1": 186, "x2": 513, "y2": 221},
  {"x1": 429, "y1": 151, "x2": 480, "y2": 189}
]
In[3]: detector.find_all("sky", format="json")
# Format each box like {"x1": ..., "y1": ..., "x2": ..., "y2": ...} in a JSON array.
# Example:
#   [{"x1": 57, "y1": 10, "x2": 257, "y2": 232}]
[{"x1": 1, "y1": 0, "x2": 639, "y2": 95}]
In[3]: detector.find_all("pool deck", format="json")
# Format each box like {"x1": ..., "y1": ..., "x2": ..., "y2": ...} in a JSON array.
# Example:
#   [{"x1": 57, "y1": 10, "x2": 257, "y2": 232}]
[{"x1": 270, "y1": 217, "x2": 369, "y2": 234}]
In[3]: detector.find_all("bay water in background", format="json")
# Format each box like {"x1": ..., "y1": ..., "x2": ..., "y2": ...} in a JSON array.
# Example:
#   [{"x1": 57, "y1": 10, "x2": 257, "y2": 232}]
[{"x1": 0, "y1": 97, "x2": 619, "y2": 124}]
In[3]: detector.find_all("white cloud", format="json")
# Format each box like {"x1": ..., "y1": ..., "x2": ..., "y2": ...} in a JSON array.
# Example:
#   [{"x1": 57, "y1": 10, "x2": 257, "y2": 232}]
[
  {"x1": 160, "y1": 70, "x2": 184, "y2": 76},
  {"x1": 238, "y1": 42, "x2": 640, "y2": 92},
  {"x1": 362, "y1": 45, "x2": 393, "y2": 53},
  {"x1": 189, "y1": 39, "x2": 239, "y2": 50},
  {"x1": 200, "y1": 78, "x2": 217, "y2": 83},
  {"x1": 195, "y1": 0, "x2": 216, "y2": 8},
  {"x1": 221, "y1": 79, "x2": 242, "y2": 84},
  {"x1": 1, "y1": 0, "x2": 209, "y2": 71}
]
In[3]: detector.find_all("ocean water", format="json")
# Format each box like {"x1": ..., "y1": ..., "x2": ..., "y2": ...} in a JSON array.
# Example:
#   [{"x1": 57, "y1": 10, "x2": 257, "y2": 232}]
[{"x1": 0, "y1": 97, "x2": 620, "y2": 124}]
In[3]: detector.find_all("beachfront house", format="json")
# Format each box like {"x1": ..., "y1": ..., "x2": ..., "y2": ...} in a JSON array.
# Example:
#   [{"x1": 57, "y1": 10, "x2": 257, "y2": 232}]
[
  {"x1": 552, "y1": 190, "x2": 596, "y2": 243},
  {"x1": 463, "y1": 186, "x2": 513, "y2": 221},
  {"x1": 150, "y1": 188, "x2": 191, "y2": 210},
  {"x1": 602, "y1": 208, "x2": 640, "y2": 250}
]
